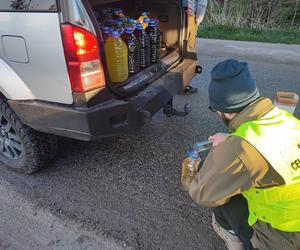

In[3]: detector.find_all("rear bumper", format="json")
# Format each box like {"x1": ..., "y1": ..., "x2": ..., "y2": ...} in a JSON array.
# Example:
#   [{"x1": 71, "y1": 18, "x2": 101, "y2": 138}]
[{"x1": 9, "y1": 67, "x2": 192, "y2": 141}]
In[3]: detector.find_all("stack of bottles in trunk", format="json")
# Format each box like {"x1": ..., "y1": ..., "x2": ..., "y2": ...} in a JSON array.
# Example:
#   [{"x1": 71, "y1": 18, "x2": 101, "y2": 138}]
[{"x1": 101, "y1": 8, "x2": 161, "y2": 83}]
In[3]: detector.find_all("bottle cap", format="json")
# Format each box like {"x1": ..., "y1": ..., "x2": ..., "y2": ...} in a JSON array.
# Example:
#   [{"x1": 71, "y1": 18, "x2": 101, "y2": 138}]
[
  {"x1": 143, "y1": 17, "x2": 150, "y2": 23},
  {"x1": 141, "y1": 11, "x2": 150, "y2": 17},
  {"x1": 149, "y1": 20, "x2": 156, "y2": 27},
  {"x1": 187, "y1": 150, "x2": 198, "y2": 160},
  {"x1": 102, "y1": 26, "x2": 111, "y2": 33},
  {"x1": 128, "y1": 18, "x2": 135, "y2": 23},
  {"x1": 111, "y1": 30, "x2": 119, "y2": 37},
  {"x1": 124, "y1": 27, "x2": 133, "y2": 33},
  {"x1": 136, "y1": 23, "x2": 143, "y2": 30}
]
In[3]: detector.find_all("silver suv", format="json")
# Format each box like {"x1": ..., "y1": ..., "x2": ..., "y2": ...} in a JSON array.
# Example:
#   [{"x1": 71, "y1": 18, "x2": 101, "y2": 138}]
[{"x1": 0, "y1": 0, "x2": 198, "y2": 173}]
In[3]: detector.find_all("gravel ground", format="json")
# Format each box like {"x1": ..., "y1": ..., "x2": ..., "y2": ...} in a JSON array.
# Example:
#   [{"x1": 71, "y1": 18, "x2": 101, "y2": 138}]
[{"x1": 0, "y1": 39, "x2": 299, "y2": 250}]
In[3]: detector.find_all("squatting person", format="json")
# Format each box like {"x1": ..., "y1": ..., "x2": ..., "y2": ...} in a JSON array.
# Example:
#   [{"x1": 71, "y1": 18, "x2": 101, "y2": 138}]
[{"x1": 189, "y1": 59, "x2": 300, "y2": 250}]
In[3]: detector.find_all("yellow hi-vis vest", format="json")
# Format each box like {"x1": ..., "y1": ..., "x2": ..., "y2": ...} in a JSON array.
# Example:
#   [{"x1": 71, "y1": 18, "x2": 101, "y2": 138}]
[{"x1": 232, "y1": 107, "x2": 300, "y2": 232}]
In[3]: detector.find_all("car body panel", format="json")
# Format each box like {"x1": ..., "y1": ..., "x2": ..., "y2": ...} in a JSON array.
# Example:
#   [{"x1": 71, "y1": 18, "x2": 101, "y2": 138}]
[
  {"x1": 0, "y1": 58, "x2": 35, "y2": 100},
  {"x1": 0, "y1": 12, "x2": 73, "y2": 104}
]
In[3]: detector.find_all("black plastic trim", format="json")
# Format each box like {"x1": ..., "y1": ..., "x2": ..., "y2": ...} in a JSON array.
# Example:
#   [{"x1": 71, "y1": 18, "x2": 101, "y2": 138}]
[{"x1": 8, "y1": 69, "x2": 186, "y2": 141}]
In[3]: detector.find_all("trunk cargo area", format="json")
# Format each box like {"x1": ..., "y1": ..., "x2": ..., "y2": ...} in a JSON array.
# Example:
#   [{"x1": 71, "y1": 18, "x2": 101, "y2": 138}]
[{"x1": 89, "y1": 0, "x2": 183, "y2": 93}]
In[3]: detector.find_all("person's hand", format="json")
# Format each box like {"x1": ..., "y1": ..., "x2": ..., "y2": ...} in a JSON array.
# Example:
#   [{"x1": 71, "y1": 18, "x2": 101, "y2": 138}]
[
  {"x1": 195, "y1": 16, "x2": 204, "y2": 26},
  {"x1": 208, "y1": 133, "x2": 228, "y2": 147}
]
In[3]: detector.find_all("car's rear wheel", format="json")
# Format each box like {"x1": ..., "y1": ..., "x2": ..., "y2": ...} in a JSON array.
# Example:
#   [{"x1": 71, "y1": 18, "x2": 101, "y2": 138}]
[{"x1": 0, "y1": 96, "x2": 58, "y2": 174}]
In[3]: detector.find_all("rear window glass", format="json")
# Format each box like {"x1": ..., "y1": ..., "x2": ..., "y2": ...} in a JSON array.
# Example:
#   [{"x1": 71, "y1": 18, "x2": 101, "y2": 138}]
[{"x1": 0, "y1": 0, "x2": 58, "y2": 12}]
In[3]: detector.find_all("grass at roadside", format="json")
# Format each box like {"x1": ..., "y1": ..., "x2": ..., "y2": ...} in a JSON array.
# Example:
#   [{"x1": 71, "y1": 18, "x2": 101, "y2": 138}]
[{"x1": 198, "y1": 25, "x2": 300, "y2": 45}]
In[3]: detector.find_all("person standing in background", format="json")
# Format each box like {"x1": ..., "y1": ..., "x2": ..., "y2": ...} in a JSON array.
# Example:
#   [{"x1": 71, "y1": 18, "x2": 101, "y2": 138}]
[{"x1": 183, "y1": 0, "x2": 208, "y2": 95}]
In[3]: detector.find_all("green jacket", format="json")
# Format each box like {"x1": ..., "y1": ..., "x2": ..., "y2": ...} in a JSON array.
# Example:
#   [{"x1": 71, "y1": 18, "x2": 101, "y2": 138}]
[{"x1": 189, "y1": 97, "x2": 300, "y2": 249}]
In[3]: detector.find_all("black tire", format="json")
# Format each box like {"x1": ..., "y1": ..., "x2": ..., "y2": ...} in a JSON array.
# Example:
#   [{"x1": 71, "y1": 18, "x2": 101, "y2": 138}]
[{"x1": 0, "y1": 96, "x2": 58, "y2": 174}]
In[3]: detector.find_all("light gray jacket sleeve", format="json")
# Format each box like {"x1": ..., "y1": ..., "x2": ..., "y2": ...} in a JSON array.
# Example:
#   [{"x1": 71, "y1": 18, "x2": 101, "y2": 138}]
[{"x1": 195, "y1": 0, "x2": 208, "y2": 25}]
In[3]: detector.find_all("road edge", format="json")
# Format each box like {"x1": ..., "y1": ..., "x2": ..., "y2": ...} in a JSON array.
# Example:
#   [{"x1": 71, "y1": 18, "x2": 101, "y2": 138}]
[
  {"x1": 197, "y1": 38, "x2": 300, "y2": 66},
  {"x1": 0, "y1": 178, "x2": 128, "y2": 250}
]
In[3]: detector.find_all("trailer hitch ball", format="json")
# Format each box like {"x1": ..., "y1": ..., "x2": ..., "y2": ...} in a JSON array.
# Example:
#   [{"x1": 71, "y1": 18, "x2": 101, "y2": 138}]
[{"x1": 195, "y1": 65, "x2": 202, "y2": 74}]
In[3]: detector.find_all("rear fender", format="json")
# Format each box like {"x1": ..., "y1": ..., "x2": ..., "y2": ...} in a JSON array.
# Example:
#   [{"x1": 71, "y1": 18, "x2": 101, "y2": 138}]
[{"x1": 0, "y1": 58, "x2": 35, "y2": 100}]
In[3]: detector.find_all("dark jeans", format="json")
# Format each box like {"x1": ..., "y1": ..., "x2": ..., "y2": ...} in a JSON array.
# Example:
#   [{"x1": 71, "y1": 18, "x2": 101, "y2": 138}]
[{"x1": 213, "y1": 195, "x2": 254, "y2": 250}]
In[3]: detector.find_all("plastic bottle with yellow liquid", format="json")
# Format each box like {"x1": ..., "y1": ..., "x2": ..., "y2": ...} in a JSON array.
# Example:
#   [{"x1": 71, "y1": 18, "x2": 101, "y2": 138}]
[
  {"x1": 105, "y1": 30, "x2": 128, "y2": 83},
  {"x1": 181, "y1": 150, "x2": 201, "y2": 191},
  {"x1": 181, "y1": 141, "x2": 213, "y2": 191}
]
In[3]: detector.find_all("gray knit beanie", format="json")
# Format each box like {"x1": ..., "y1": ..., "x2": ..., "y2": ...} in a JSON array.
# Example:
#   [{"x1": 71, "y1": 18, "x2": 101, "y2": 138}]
[{"x1": 208, "y1": 59, "x2": 260, "y2": 113}]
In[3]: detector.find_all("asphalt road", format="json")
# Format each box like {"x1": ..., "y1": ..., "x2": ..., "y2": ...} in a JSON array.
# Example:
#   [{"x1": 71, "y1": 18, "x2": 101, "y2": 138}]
[{"x1": 0, "y1": 39, "x2": 300, "y2": 250}]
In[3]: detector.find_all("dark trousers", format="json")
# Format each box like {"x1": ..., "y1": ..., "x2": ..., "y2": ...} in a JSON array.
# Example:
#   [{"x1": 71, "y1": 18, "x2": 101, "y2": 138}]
[{"x1": 213, "y1": 195, "x2": 254, "y2": 250}]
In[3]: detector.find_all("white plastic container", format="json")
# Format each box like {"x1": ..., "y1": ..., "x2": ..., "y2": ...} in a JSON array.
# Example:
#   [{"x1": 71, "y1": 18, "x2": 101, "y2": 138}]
[{"x1": 274, "y1": 92, "x2": 299, "y2": 115}]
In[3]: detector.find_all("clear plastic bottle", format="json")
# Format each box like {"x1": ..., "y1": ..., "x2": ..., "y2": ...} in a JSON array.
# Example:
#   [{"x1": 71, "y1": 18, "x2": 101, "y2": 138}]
[
  {"x1": 193, "y1": 140, "x2": 213, "y2": 153},
  {"x1": 181, "y1": 150, "x2": 201, "y2": 191},
  {"x1": 145, "y1": 20, "x2": 161, "y2": 63},
  {"x1": 134, "y1": 23, "x2": 150, "y2": 68},
  {"x1": 121, "y1": 27, "x2": 140, "y2": 74},
  {"x1": 105, "y1": 30, "x2": 128, "y2": 83},
  {"x1": 101, "y1": 26, "x2": 111, "y2": 43},
  {"x1": 181, "y1": 140, "x2": 213, "y2": 191}
]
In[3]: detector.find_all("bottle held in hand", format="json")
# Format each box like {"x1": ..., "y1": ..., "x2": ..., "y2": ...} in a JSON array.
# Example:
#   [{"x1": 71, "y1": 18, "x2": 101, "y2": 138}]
[
  {"x1": 193, "y1": 140, "x2": 213, "y2": 152},
  {"x1": 181, "y1": 150, "x2": 201, "y2": 191}
]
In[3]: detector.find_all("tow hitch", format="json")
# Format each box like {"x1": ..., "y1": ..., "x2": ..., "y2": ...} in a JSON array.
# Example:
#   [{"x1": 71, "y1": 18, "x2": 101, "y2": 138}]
[
  {"x1": 163, "y1": 100, "x2": 191, "y2": 117},
  {"x1": 195, "y1": 65, "x2": 203, "y2": 74}
]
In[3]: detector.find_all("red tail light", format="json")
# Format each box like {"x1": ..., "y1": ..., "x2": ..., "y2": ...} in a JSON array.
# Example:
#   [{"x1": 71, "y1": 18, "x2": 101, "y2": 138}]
[{"x1": 61, "y1": 24, "x2": 105, "y2": 92}]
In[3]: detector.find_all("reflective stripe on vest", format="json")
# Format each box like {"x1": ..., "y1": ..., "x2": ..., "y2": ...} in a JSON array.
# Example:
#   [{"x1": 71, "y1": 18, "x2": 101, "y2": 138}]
[{"x1": 232, "y1": 107, "x2": 300, "y2": 232}]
